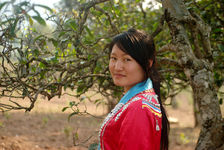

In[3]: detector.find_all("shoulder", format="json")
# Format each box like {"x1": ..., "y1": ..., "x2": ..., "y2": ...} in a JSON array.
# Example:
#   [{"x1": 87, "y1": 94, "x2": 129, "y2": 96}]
[
  {"x1": 127, "y1": 89, "x2": 162, "y2": 118},
  {"x1": 114, "y1": 89, "x2": 162, "y2": 121}
]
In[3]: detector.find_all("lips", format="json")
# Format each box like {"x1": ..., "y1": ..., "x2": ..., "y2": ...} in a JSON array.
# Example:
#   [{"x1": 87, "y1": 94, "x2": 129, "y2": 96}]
[{"x1": 113, "y1": 73, "x2": 126, "y2": 78}]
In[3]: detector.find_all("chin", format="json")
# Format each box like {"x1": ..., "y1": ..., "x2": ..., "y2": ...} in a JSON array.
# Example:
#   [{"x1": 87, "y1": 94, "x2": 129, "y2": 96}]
[{"x1": 113, "y1": 80, "x2": 124, "y2": 87}]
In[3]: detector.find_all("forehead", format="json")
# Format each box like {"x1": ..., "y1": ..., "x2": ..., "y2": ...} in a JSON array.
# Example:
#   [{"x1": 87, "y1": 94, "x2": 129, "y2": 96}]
[{"x1": 111, "y1": 44, "x2": 128, "y2": 56}]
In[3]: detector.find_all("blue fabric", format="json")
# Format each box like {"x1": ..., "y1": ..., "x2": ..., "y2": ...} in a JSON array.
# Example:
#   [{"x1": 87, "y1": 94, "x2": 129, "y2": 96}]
[
  {"x1": 118, "y1": 78, "x2": 153, "y2": 104},
  {"x1": 98, "y1": 78, "x2": 153, "y2": 150}
]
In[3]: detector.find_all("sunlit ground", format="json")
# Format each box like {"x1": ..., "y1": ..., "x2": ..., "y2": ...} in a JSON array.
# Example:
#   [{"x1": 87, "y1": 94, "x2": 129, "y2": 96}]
[{"x1": 0, "y1": 88, "x2": 223, "y2": 150}]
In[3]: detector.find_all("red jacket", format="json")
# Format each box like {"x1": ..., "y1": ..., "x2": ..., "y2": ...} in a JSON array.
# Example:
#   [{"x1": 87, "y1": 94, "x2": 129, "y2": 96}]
[{"x1": 99, "y1": 89, "x2": 162, "y2": 150}]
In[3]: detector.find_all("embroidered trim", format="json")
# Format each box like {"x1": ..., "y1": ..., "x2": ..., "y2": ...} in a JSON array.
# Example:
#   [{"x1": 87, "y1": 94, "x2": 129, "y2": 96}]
[
  {"x1": 99, "y1": 103, "x2": 124, "y2": 149},
  {"x1": 141, "y1": 93, "x2": 161, "y2": 118},
  {"x1": 115, "y1": 97, "x2": 141, "y2": 121},
  {"x1": 142, "y1": 101, "x2": 161, "y2": 113},
  {"x1": 115, "y1": 91, "x2": 161, "y2": 121},
  {"x1": 142, "y1": 103, "x2": 162, "y2": 118},
  {"x1": 156, "y1": 119, "x2": 160, "y2": 131}
]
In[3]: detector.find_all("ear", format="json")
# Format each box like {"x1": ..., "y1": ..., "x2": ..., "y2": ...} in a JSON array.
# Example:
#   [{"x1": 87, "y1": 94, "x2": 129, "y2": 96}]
[{"x1": 148, "y1": 59, "x2": 153, "y2": 68}]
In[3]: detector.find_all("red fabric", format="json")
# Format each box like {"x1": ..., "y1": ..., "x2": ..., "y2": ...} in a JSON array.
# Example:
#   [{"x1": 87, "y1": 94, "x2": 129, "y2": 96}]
[{"x1": 100, "y1": 90, "x2": 162, "y2": 150}]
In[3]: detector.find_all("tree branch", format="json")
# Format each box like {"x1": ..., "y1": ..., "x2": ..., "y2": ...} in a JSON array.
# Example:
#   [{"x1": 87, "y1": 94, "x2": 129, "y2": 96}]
[{"x1": 152, "y1": 12, "x2": 165, "y2": 38}]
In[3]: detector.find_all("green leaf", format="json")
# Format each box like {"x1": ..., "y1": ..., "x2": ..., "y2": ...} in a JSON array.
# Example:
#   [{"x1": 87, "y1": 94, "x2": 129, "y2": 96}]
[
  {"x1": 213, "y1": 28, "x2": 222, "y2": 33},
  {"x1": 77, "y1": 85, "x2": 85, "y2": 94},
  {"x1": 62, "y1": 106, "x2": 69, "y2": 112},
  {"x1": 59, "y1": 31, "x2": 66, "y2": 37},
  {"x1": 0, "y1": 2, "x2": 8, "y2": 11},
  {"x1": 45, "y1": 56, "x2": 57, "y2": 63},
  {"x1": 73, "y1": 132, "x2": 79, "y2": 141},
  {"x1": 152, "y1": 22, "x2": 159, "y2": 31},
  {"x1": 9, "y1": 18, "x2": 19, "y2": 37},
  {"x1": 51, "y1": 56, "x2": 58, "y2": 63},
  {"x1": 69, "y1": 101, "x2": 75, "y2": 107},
  {"x1": 69, "y1": 22, "x2": 77, "y2": 31},
  {"x1": 39, "y1": 62, "x2": 46, "y2": 69},
  {"x1": 64, "y1": 85, "x2": 68, "y2": 91},
  {"x1": 51, "y1": 39, "x2": 58, "y2": 47},
  {"x1": 34, "y1": 4, "x2": 53, "y2": 13},
  {"x1": 67, "y1": 43, "x2": 72, "y2": 48},
  {"x1": 32, "y1": 16, "x2": 46, "y2": 26},
  {"x1": 103, "y1": 6, "x2": 109, "y2": 11},
  {"x1": 114, "y1": 7, "x2": 121, "y2": 16},
  {"x1": 218, "y1": 44, "x2": 224, "y2": 52},
  {"x1": 22, "y1": 88, "x2": 28, "y2": 97},
  {"x1": 32, "y1": 49, "x2": 40, "y2": 57},
  {"x1": 94, "y1": 99, "x2": 101, "y2": 104},
  {"x1": 219, "y1": 98, "x2": 223, "y2": 105},
  {"x1": 65, "y1": 19, "x2": 77, "y2": 31},
  {"x1": 85, "y1": 26, "x2": 93, "y2": 37},
  {"x1": 29, "y1": 15, "x2": 33, "y2": 26},
  {"x1": 88, "y1": 143, "x2": 98, "y2": 150},
  {"x1": 40, "y1": 71, "x2": 46, "y2": 79},
  {"x1": 31, "y1": 66, "x2": 36, "y2": 73},
  {"x1": 34, "y1": 35, "x2": 44, "y2": 42},
  {"x1": 72, "y1": 48, "x2": 76, "y2": 57},
  {"x1": 19, "y1": 1, "x2": 29, "y2": 7},
  {"x1": 185, "y1": 1, "x2": 193, "y2": 6},
  {"x1": 68, "y1": 112, "x2": 78, "y2": 121},
  {"x1": 0, "y1": 122, "x2": 4, "y2": 128}
]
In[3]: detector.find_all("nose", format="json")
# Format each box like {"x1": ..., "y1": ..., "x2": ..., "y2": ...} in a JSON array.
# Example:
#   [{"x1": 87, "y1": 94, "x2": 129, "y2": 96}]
[{"x1": 114, "y1": 60, "x2": 123, "y2": 70}]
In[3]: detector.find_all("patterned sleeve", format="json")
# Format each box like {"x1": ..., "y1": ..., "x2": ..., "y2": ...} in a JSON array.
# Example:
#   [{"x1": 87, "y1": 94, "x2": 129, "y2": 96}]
[{"x1": 118, "y1": 100, "x2": 161, "y2": 150}]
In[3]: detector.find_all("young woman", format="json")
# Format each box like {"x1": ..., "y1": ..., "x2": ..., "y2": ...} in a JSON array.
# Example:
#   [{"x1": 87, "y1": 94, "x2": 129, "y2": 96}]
[{"x1": 98, "y1": 29, "x2": 169, "y2": 150}]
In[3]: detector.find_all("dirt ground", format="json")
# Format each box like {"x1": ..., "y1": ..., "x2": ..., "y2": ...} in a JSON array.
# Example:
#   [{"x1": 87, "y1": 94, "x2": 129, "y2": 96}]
[{"x1": 0, "y1": 90, "x2": 223, "y2": 150}]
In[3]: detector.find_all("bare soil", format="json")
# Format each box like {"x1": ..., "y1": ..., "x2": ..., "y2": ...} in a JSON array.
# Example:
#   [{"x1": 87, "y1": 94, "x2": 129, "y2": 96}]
[{"x1": 0, "y1": 90, "x2": 223, "y2": 150}]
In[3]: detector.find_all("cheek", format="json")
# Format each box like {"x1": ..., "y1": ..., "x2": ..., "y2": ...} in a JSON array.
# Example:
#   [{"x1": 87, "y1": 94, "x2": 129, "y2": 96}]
[
  {"x1": 109, "y1": 62, "x2": 113, "y2": 73},
  {"x1": 140, "y1": 69, "x2": 146, "y2": 79},
  {"x1": 131, "y1": 65, "x2": 145, "y2": 79}
]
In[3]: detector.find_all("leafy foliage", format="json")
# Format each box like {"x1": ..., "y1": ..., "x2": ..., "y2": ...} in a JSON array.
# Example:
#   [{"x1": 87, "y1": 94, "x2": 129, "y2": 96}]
[
  {"x1": 185, "y1": 0, "x2": 224, "y2": 95},
  {"x1": 0, "y1": 0, "x2": 223, "y2": 113}
]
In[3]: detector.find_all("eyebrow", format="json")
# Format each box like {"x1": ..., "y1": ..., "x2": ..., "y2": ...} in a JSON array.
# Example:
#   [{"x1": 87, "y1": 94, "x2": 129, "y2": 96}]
[{"x1": 110, "y1": 52, "x2": 130, "y2": 57}]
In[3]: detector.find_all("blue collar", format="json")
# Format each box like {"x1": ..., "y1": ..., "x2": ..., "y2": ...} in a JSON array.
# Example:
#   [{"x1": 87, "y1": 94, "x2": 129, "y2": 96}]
[{"x1": 119, "y1": 78, "x2": 153, "y2": 104}]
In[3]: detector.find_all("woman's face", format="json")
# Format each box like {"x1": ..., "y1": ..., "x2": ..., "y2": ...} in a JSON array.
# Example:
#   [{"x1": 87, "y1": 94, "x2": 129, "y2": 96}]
[{"x1": 109, "y1": 44, "x2": 145, "y2": 93}]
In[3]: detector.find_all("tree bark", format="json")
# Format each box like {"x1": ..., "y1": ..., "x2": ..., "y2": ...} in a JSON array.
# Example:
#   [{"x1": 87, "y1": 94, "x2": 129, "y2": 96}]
[
  {"x1": 161, "y1": 0, "x2": 224, "y2": 149},
  {"x1": 193, "y1": 96, "x2": 201, "y2": 127}
]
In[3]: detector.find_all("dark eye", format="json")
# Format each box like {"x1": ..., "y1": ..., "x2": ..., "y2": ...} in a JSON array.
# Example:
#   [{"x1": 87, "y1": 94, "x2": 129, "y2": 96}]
[
  {"x1": 110, "y1": 57, "x2": 117, "y2": 60},
  {"x1": 124, "y1": 58, "x2": 131, "y2": 62}
]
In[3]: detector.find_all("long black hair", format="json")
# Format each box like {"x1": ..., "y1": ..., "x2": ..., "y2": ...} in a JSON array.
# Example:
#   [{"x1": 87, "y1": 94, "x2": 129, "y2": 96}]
[{"x1": 109, "y1": 28, "x2": 170, "y2": 150}]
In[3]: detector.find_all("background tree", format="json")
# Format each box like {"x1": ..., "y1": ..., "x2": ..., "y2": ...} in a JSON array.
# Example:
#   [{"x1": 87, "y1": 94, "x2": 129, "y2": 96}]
[
  {"x1": 0, "y1": 0, "x2": 223, "y2": 149},
  {"x1": 161, "y1": 0, "x2": 224, "y2": 149}
]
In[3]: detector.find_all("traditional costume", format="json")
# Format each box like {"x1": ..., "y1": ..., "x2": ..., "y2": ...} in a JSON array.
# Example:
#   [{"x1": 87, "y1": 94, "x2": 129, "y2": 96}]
[{"x1": 98, "y1": 78, "x2": 162, "y2": 150}]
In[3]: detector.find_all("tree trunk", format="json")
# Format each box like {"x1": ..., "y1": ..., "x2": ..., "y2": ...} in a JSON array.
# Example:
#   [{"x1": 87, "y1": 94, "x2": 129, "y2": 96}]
[
  {"x1": 193, "y1": 91, "x2": 201, "y2": 127},
  {"x1": 161, "y1": 0, "x2": 224, "y2": 149},
  {"x1": 190, "y1": 69, "x2": 224, "y2": 149}
]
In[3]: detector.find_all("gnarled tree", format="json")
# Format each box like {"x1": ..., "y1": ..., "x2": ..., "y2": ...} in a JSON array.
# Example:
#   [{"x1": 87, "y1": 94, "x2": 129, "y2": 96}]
[{"x1": 161, "y1": 0, "x2": 224, "y2": 149}]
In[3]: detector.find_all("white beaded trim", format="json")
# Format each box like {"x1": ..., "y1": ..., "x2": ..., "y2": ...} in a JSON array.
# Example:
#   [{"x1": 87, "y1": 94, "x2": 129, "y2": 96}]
[
  {"x1": 115, "y1": 97, "x2": 141, "y2": 121},
  {"x1": 142, "y1": 94, "x2": 160, "y2": 107},
  {"x1": 99, "y1": 103, "x2": 124, "y2": 142}
]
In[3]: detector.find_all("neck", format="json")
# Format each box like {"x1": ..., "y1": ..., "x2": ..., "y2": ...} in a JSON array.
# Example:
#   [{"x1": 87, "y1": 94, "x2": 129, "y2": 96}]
[{"x1": 123, "y1": 87, "x2": 130, "y2": 94}]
